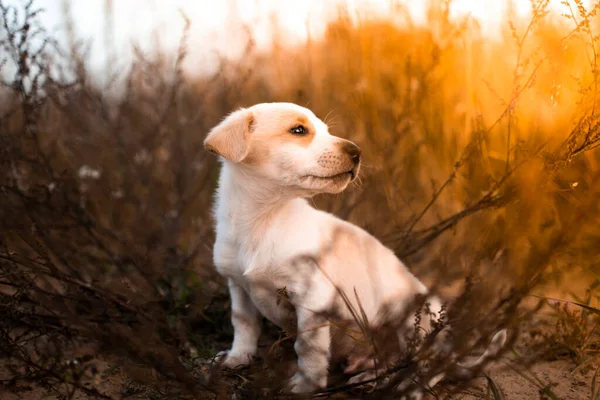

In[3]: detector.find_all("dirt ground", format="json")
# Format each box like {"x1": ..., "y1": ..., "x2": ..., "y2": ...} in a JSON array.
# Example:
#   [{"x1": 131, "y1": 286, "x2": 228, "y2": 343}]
[
  {"x1": 2, "y1": 277, "x2": 597, "y2": 400},
  {"x1": 2, "y1": 359, "x2": 595, "y2": 400},
  {"x1": 482, "y1": 359, "x2": 593, "y2": 400},
  {"x1": 2, "y1": 323, "x2": 597, "y2": 400}
]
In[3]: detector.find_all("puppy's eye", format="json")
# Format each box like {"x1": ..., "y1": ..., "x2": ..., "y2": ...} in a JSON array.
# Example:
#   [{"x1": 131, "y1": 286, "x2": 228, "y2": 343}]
[{"x1": 290, "y1": 125, "x2": 307, "y2": 135}]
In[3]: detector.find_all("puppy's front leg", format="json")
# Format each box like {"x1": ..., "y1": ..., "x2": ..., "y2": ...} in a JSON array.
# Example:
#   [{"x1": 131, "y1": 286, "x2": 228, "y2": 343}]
[
  {"x1": 288, "y1": 308, "x2": 331, "y2": 393},
  {"x1": 288, "y1": 286, "x2": 332, "y2": 394},
  {"x1": 219, "y1": 279, "x2": 262, "y2": 368}
]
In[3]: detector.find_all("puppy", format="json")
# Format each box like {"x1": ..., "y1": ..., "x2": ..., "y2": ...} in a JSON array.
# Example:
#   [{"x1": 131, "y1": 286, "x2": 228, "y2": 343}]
[{"x1": 204, "y1": 102, "x2": 505, "y2": 394}]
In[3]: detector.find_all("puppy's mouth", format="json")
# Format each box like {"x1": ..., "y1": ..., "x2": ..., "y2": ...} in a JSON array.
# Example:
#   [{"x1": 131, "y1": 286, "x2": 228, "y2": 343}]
[{"x1": 304, "y1": 168, "x2": 357, "y2": 182}]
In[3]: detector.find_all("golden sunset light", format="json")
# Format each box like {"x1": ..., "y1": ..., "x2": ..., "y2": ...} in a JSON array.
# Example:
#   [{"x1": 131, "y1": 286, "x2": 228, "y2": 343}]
[
  {"x1": 18, "y1": 0, "x2": 594, "y2": 73},
  {"x1": 2, "y1": 0, "x2": 600, "y2": 398}
]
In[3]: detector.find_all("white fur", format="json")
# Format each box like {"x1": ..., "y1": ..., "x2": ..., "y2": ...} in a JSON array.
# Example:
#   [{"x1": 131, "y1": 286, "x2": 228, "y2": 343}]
[{"x1": 205, "y1": 102, "x2": 505, "y2": 394}]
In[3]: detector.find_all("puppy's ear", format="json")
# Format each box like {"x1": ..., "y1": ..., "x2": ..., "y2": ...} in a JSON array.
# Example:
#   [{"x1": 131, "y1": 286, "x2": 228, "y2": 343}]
[{"x1": 204, "y1": 108, "x2": 255, "y2": 162}]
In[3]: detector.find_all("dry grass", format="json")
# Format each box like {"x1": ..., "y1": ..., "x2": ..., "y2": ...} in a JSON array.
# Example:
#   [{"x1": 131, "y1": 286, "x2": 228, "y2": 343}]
[{"x1": 1, "y1": 0, "x2": 600, "y2": 398}]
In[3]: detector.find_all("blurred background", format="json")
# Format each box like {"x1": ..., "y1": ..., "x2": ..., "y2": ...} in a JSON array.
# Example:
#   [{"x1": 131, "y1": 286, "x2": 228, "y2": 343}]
[{"x1": 1, "y1": 0, "x2": 600, "y2": 398}]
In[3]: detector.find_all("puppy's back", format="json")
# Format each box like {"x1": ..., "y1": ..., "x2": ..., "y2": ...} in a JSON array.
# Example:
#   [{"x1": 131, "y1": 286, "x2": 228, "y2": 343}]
[{"x1": 314, "y1": 212, "x2": 427, "y2": 321}]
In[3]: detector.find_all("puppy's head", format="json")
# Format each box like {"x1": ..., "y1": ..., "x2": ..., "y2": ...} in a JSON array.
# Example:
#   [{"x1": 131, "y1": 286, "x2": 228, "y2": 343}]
[{"x1": 204, "y1": 103, "x2": 361, "y2": 195}]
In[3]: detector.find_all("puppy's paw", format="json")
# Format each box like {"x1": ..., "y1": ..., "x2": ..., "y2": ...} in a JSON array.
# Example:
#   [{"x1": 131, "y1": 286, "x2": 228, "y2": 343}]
[
  {"x1": 286, "y1": 372, "x2": 325, "y2": 394},
  {"x1": 347, "y1": 369, "x2": 388, "y2": 389},
  {"x1": 343, "y1": 355, "x2": 376, "y2": 375},
  {"x1": 216, "y1": 349, "x2": 254, "y2": 368},
  {"x1": 347, "y1": 370, "x2": 377, "y2": 389}
]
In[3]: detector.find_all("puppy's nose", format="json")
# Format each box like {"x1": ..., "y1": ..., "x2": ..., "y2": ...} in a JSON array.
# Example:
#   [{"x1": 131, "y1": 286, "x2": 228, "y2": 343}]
[{"x1": 343, "y1": 141, "x2": 361, "y2": 165}]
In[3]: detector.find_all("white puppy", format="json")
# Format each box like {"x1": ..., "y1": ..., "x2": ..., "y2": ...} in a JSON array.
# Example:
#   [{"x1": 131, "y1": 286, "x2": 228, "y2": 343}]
[{"x1": 204, "y1": 102, "x2": 505, "y2": 394}]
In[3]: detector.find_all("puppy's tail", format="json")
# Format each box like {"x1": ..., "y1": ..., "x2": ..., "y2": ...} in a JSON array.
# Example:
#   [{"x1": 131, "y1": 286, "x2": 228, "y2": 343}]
[
  {"x1": 452, "y1": 328, "x2": 508, "y2": 378},
  {"x1": 460, "y1": 329, "x2": 507, "y2": 368},
  {"x1": 415, "y1": 328, "x2": 508, "y2": 396}
]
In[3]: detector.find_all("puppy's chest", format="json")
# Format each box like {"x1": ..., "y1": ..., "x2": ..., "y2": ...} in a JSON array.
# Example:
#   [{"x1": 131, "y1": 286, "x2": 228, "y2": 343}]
[
  {"x1": 248, "y1": 276, "x2": 297, "y2": 331},
  {"x1": 215, "y1": 227, "x2": 271, "y2": 274},
  {"x1": 236, "y1": 239, "x2": 298, "y2": 329},
  {"x1": 217, "y1": 215, "x2": 317, "y2": 276},
  {"x1": 215, "y1": 230, "x2": 306, "y2": 329}
]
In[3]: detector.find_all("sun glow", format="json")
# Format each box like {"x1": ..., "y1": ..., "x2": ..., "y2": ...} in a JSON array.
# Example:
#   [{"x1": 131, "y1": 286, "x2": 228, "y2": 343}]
[{"x1": 15, "y1": 0, "x2": 596, "y2": 77}]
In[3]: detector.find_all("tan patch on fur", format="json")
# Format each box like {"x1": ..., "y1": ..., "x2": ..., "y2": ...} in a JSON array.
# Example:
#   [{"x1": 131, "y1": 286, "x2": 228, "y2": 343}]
[
  {"x1": 262, "y1": 114, "x2": 316, "y2": 147},
  {"x1": 204, "y1": 110, "x2": 255, "y2": 162},
  {"x1": 244, "y1": 112, "x2": 316, "y2": 165},
  {"x1": 286, "y1": 115, "x2": 316, "y2": 147}
]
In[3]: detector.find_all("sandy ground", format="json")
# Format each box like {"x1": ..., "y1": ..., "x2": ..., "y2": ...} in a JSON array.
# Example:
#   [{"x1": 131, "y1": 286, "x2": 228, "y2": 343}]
[
  {"x1": 2, "y1": 277, "x2": 597, "y2": 399},
  {"x1": 2, "y1": 337, "x2": 597, "y2": 400},
  {"x1": 484, "y1": 359, "x2": 594, "y2": 399}
]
